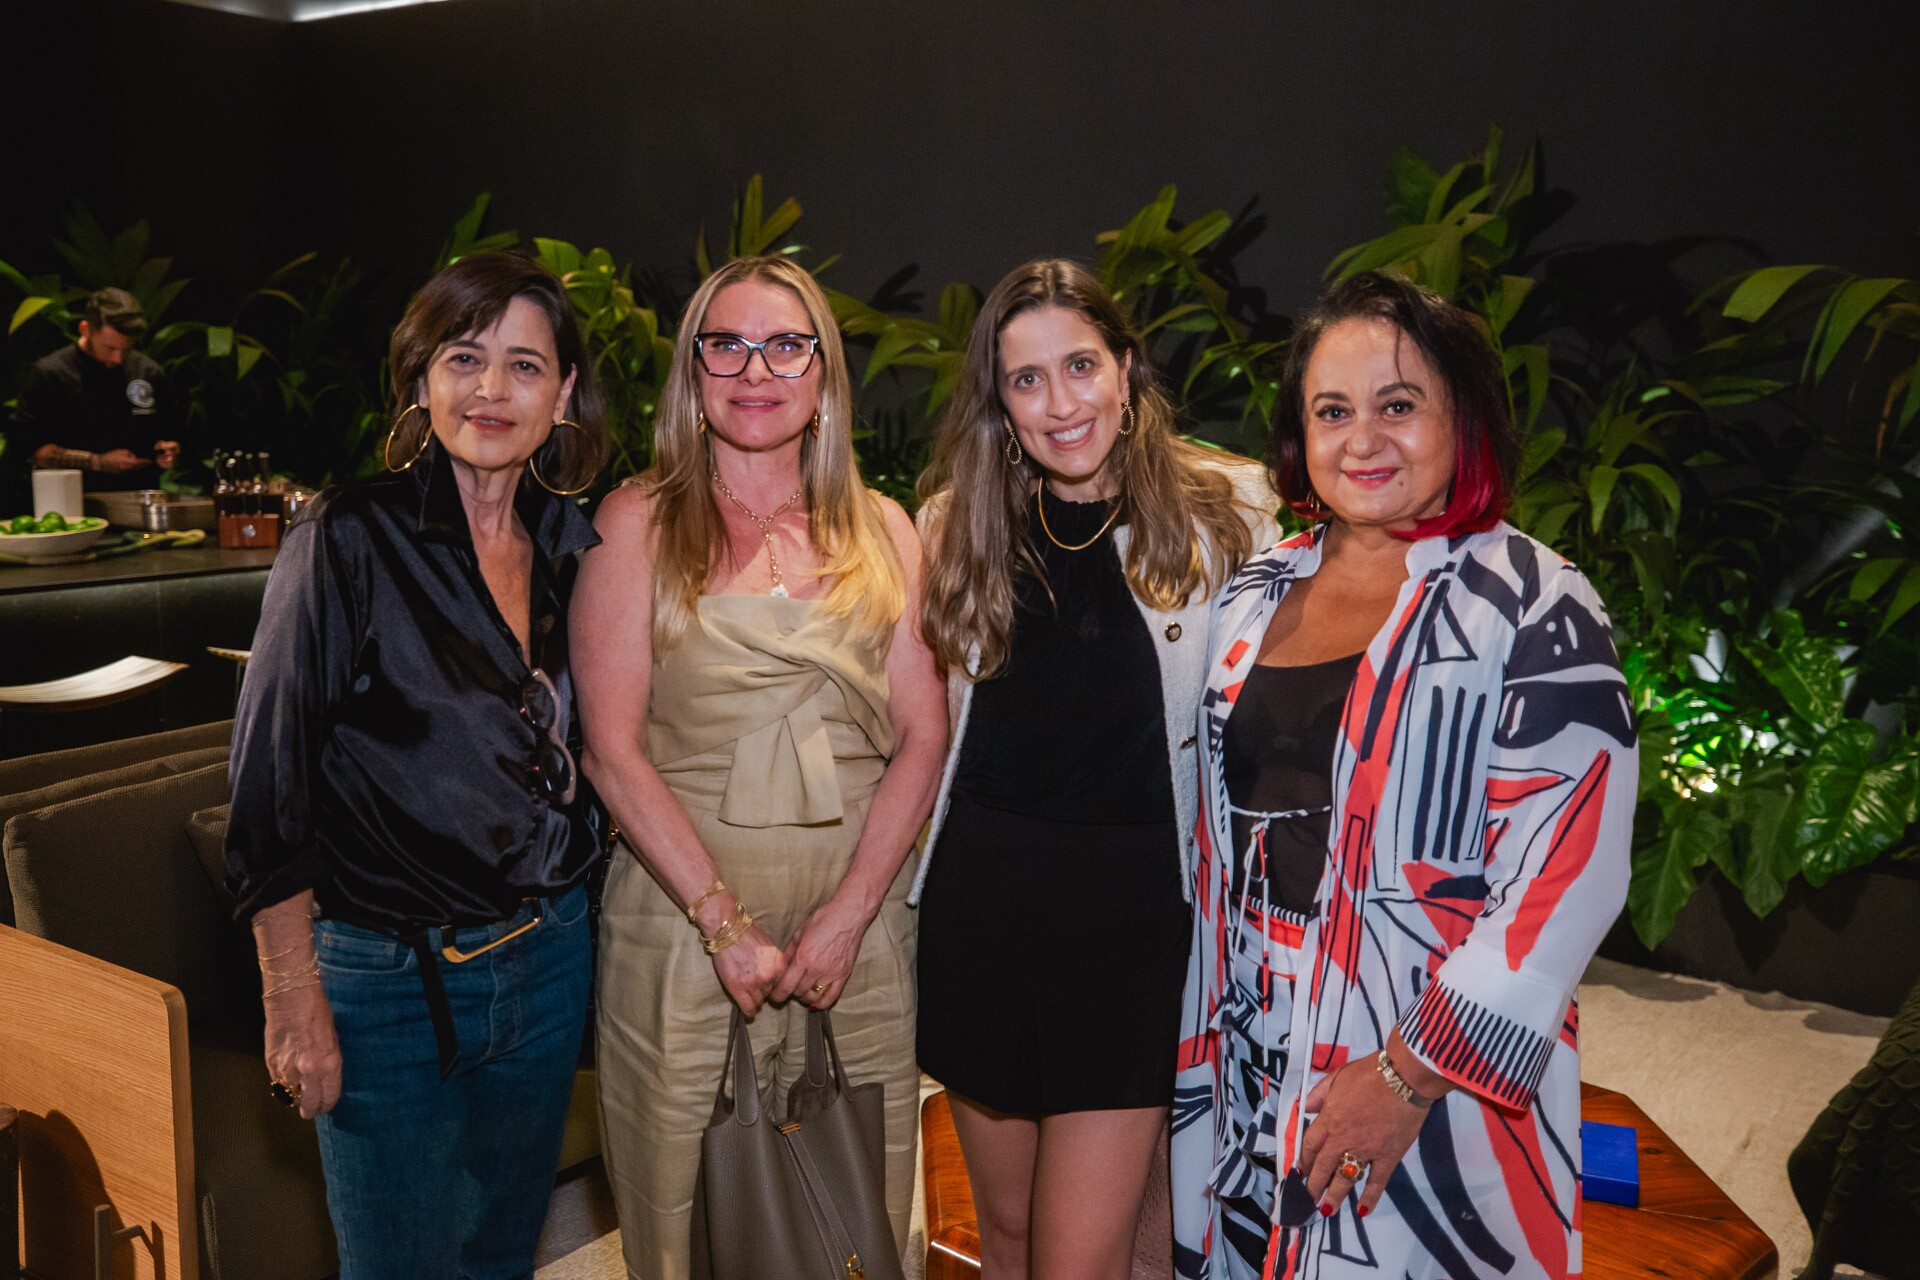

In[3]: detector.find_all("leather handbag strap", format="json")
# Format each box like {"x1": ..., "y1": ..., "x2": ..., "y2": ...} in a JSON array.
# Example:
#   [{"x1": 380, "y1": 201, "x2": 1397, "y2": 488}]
[
  {"x1": 804, "y1": 1009, "x2": 851, "y2": 1096},
  {"x1": 708, "y1": 1006, "x2": 762, "y2": 1126},
  {"x1": 779, "y1": 1122, "x2": 865, "y2": 1279}
]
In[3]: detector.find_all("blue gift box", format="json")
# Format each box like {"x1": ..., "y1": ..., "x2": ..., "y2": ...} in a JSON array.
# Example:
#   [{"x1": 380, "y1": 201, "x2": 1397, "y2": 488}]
[{"x1": 1581, "y1": 1120, "x2": 1640, "y2": 1207}]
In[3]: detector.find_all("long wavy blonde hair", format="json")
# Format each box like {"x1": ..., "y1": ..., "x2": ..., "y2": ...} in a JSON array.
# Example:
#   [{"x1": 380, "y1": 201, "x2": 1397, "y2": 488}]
[
  {"x1": 635, "y1": 256, "x2": 903, "y2": 650},
  {"x1": 919, "y1": 259, "x2": 1255, "y2": 678}
]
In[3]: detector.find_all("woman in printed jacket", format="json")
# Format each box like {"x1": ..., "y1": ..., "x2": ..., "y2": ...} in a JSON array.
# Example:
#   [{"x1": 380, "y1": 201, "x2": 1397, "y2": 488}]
[{"x1": 1171, "y1": 271, "x2": 1636, "y2": 1280}]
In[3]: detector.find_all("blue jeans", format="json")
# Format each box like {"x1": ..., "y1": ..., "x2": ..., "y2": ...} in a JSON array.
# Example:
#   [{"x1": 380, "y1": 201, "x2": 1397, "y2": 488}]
[{"x1": 313, "y1": 885, "x2": 592, "y2": 1280}]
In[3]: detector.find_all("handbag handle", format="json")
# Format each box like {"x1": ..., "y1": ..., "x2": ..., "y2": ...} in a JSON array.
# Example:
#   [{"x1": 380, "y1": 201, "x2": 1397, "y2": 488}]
[
  {"x1": 802, "y1": 1009, "x2": 851, "y2": 1097},
  {"x1": 709, "y1": 1006, "x2": 763, "y2": 1126}
]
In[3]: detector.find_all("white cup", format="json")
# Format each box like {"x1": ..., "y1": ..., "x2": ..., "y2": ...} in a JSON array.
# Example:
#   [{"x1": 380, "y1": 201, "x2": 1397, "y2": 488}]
[{"x1": 32, "y1": 469, "x2": 85, "y2": 521}]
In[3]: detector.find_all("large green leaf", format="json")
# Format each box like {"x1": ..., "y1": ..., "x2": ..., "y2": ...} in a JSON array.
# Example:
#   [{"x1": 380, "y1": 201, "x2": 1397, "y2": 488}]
[
  {"x1": 1415, "y1": 223, "x2": 1468, "y2": 299},
  {"x1": 1812, "y1": 277, "x2": 1907, "y2": 382},
  {"x1": 8, "y1": 296, "x2": 53, "y2": 334},
  {"x1": 1621, "y1": 463, "x2": 1683, "y2": 522},
  {"x1": 1727, "y1": 767, "x2": 1798, "y2": 917},
  {"x1": 1484, "y1": 274, "x2": 1534, "y2": 337},
  {"x1": 1586, "y1": 464, "x2": 1620, "y2": 532},
  {"x1": 1723, "y1": 264, "x2": 1826, "y2": 323},
  {"x1": 1850, "y1": 557, "x2": 1906, "y2": 602},
  {"x1": 534, "y1": 237, "x2": 582, "y2": 278},
  {"x1": 1791, "y1": 725, "x2": 1920, "y2": 887},
  {"x1": 1736, "y1": 610, "x2": 1845, "y2": 730},
  {"x1": 1881, "y1": 567, "x2": 1920, "y2": 637},
  {"x1": 1518, "y1": 426, "x2": 1566, "y2": 484},
  {"x1": 1327, "y1": 224, "x2": 1440, "y2": 283},
  {"x1": 1628, "y1": 801, "x2": 1729, "y2": 948},
  {"x1": 1505, "y1": 343, "x2": 1551, "y2": 429}
]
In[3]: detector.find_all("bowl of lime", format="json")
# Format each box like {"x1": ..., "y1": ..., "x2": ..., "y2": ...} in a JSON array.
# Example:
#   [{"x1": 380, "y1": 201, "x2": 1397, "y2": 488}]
[{"x1": 0, "y1": 512, "x2": 110, "y2": 557}]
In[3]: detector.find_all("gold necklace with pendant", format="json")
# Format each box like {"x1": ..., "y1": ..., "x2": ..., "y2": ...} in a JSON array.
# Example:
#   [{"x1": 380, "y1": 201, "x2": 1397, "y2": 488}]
[{"x1": 713, "y1": 470, "x2": 804, "y2": 597}]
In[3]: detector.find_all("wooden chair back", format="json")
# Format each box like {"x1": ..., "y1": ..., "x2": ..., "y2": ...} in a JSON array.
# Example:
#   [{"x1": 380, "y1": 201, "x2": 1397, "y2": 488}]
[{"x1": 0, "y1": 924, "x2": 194, "y2": 1280}]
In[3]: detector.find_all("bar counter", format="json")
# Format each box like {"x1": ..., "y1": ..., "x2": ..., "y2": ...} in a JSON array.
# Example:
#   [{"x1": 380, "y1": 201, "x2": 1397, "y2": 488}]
[{"x1": 0, "y1": 544, "x2": 276, "y2": 758}]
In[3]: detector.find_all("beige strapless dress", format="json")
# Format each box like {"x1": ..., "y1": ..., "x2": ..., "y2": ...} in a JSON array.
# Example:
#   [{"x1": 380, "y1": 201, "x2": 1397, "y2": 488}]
[{"x1": 596, "y1": 595, "x2": 919, "y2": 1280}]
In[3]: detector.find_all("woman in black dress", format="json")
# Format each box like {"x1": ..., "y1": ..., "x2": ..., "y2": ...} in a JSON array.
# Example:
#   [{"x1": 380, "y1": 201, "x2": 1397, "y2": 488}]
[{"x1": 914, "y1": 259, "x2": 1277, "y2": 1278}]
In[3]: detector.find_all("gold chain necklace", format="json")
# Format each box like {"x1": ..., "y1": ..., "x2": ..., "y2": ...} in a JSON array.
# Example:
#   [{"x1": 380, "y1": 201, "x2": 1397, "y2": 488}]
[
  {"x1": 1035, "y1": 486, "x2": 1122, "y2": 552},
  {"x1": 713, "y1": 470, "x2": 804, "y2": 597}
]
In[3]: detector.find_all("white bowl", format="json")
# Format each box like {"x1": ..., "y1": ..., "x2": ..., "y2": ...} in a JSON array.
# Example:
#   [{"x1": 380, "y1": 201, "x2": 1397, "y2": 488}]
[{"x1": 0, "y1": 519, "x2": 111, "y2": 557}]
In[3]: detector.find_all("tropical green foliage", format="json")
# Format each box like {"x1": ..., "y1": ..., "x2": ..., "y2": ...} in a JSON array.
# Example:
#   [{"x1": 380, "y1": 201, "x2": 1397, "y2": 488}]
[{"x1": 2, "y1": 141, "x2": 1913, "y2": 949}]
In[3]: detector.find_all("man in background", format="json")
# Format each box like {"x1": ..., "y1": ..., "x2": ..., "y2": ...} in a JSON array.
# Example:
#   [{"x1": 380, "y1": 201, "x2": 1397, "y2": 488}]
[{"x1": 11, "y1": 287, "x2": 181, "y2": 491}]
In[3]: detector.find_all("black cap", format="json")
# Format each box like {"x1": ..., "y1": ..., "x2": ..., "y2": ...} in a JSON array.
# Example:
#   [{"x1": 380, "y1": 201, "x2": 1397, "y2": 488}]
[{"x1": 84, "y1": 287, "x2": 147, "y2": 337}]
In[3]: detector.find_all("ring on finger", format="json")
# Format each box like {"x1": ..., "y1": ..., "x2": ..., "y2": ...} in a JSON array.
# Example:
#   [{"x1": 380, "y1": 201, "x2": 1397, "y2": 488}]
[
  {"x1": 1338, "y1": 1151, "x2": 1366, "y2": 1182},
  {"x1": 809, "y1": 981, "x2": 827, "y2": 995},
  {"x1": 270, "y1": 1080, "x2": 303, "y2": 1108}
]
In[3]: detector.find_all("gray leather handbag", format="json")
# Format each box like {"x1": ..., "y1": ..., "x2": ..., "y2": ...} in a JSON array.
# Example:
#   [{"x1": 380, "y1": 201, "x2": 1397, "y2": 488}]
[{"x1": 690, "y1": 1007, "x2": 903, "y2": 1280}]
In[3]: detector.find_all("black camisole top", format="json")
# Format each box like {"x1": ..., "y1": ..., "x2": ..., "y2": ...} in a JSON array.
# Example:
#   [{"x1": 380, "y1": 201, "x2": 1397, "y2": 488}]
[{"x1": 1218, "y1": 651, "x2": 1364, "y2": 915}]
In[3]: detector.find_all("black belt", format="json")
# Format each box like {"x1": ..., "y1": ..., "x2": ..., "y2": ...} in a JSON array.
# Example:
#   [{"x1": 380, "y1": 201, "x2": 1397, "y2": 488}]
[{"x1": 404, "y1": 898, "x2": 545, "y2": 1078}]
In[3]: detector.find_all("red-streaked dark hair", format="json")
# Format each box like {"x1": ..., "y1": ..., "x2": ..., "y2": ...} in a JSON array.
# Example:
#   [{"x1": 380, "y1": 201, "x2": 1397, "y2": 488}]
[{"x1": 1268, "y1": 271, "x2": 1517, "y2": 540}]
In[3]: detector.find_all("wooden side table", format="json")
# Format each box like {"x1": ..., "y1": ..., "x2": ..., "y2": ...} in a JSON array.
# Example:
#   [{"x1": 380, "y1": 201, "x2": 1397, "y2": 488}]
[
  {"x1": 2, "y1": 1102, "x2": 17, "y2": 1280},
  {"x1": 921, "y1": 1085, "x2": 1780, "y2": 1280},
  {"x1": 1580, "y1": 1083, "x2": 1777, "y2": 1280}
]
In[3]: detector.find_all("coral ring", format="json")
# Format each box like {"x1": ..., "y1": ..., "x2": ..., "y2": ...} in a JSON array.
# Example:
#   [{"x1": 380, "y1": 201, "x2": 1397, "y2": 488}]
[{"x1": 1338, "y1": 1152, "x2": 1365, "y2": 1182}]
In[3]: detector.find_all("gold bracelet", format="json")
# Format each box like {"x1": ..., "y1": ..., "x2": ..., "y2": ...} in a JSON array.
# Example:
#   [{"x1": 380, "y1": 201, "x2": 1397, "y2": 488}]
[
  {"x1": 703, "y1": 907, "x2": 753, "y2": 955},
  {"x1": 262, "y1": 958, "x2": 319, "y2": 985},
  {"x1": 258, "y1": 941, "x2": 312, "y2": 970},
  {"x1": 261, "y1": 962, "x2": 318, "y2": 980},
  {"x1": 1377, "y1": 1049, "x2": 1436, "y2": 1109},
  {"x1": 264, "y1": 970, "x2": 322, "y2": 1000},
  {"x1": 685, "y1": 879, "x2": 728, "y2": 924},
  {"x1": 701, "y1": 906, "x2": 755, "y2": 956}
]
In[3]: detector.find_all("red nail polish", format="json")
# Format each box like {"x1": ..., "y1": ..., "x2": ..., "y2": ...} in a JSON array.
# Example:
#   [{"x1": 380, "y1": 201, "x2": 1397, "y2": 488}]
[
  {"x1": 1318, "y1": 1202, "x2": 1334, "y2": 1217},
  {"x1": 1358, "y1": 1204, "x2": 1371, "y2": 1219}
]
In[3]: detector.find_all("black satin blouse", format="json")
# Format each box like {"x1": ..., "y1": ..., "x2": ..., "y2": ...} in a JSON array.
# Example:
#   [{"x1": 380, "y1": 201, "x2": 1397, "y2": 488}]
[{"x1": 224, "y1": 441, "x2": 603, "y2": 932}]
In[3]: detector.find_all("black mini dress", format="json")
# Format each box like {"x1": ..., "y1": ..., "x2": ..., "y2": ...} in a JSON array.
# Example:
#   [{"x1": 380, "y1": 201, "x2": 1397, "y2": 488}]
[{"x1": 916, "y1": 490, "x2": 1189, "y2": 1115}]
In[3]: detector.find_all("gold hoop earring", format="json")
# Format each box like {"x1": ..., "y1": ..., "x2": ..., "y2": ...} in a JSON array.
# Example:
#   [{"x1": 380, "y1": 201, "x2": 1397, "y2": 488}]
[
  {"x1": 808, "y1": 410, "x2": 820, "y2": 436},
  {"x1": 383, "y1": 403, "x2": 432, "y2": 472},
  {"x1": 1117, "y1": 400, "x2": 1135, "y2": 436},
  {"x1": 696, "y1": 412, "x2": 709, "y2": 435},
  {"x1": 1003, "y1": 419, "x2": 1024, "y2": 466},
  {"x1": 528, "y1": 420, "x2": 591, "y2": 496}
]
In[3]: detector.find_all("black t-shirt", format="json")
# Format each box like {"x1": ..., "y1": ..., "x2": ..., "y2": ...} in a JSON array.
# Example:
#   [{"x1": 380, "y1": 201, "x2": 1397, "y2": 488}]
[
  {"x1": 953, "y1": 489, "x2": 1176, "y2": 825},
  {"x1": 9, "y1": 344, "x2": 177, "y2": 491}
]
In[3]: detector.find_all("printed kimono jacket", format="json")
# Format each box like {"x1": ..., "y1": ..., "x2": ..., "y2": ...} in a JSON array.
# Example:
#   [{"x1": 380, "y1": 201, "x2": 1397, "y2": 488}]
[{"x1": 1171, "y1": 522, "x2": 1637, "y2": 1280}]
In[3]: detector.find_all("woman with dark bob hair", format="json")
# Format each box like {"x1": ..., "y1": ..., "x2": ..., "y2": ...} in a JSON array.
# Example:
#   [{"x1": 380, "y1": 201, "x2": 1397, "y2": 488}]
[
  {"x1": 1172, "y1": 271, "x2": 1636, "y2": 1279},
  {"x1": 226, "y1": 251, "x2": 611, "y2": 1277}
]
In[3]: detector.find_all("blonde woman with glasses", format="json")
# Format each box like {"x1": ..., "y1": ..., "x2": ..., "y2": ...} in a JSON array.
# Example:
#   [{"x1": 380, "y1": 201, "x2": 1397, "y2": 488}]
[
  {"x1": 572, "y1": 256, "x2": 947, "y2": 1278},
  {"x1": 914, "y1": 259, "x2": 1278, "y2": 1278}
]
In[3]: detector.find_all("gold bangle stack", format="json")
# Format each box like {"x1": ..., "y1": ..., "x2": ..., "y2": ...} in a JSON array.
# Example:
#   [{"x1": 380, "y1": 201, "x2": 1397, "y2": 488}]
[
  {"x1": 261, "y1": 952, "x2": 321, "y2": 1000},
  {"x1": 701, "y1": 904, "x2": 755, "y2": 956},
  {"x1": 685, "y1": 879, "x2": 729, "y2": 924}
]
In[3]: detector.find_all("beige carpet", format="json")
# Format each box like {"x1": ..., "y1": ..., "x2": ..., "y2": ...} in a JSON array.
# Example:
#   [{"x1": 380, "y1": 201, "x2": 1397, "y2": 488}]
[
  {"x1": 1577, "y1": 956, "x2": 1889, "y2": 1276},
  {"x1": 538, "y1": 958, "x2": 1893, "y2": 1278}
]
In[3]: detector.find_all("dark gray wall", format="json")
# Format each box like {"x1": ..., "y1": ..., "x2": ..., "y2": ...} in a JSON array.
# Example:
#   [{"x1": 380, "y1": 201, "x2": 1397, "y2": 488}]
[
  {"x1": 11, "y1": 2, "x2": 1920, "y2": 329},
  {"x1": 7, "y1": 0, "x2": 292, "y2": 302},
  {"x1": 284, "y1": 0, "x2": 1918, "y2": 312}
]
